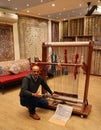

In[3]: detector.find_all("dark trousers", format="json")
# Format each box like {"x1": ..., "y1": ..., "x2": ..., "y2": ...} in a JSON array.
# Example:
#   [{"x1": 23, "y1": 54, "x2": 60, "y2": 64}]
[{"x1": 20, "y1": 96, "x2": 48, "y2": 114}]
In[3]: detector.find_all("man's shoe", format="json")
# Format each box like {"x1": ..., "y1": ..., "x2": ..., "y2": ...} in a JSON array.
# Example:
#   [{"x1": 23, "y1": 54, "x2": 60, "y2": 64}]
[{"x1": 30, "y1": 113, "x2": 40, "y2": 120}]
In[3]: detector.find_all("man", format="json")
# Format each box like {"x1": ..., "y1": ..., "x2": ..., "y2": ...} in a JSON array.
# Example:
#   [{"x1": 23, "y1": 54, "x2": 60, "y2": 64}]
[{"x1": 19, "y1": 65, "x2": 54, "y2": 120}]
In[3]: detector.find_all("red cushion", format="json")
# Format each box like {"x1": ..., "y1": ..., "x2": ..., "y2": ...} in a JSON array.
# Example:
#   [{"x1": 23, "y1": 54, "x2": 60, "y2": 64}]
[{"x1": 0, "y1": 71, "x2": 31, "y2": 84}]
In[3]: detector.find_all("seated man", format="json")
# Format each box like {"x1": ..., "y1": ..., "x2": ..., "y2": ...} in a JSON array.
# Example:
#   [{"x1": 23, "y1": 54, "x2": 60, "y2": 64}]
[{"x1": 19, "y1": 65, "x2": 54, "y2": 120}]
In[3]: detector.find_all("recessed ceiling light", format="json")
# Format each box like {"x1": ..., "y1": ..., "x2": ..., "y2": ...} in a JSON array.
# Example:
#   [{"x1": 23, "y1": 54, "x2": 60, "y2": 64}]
[
  {"x1": 26, "y1": 4, "x2": 30, "y2": 7},
  {"x1": 52, "y1": 3, "x2": 55, "y2": 7},
  {"x1": 63, "y1": 8, "x2": 66, "y2": 10},
  {"x1": 8, "y1": 0, "x2": 11, "y2": 1},
  {"x1": 15, "y1": 8, "x2": 18, "y2": 10},
  {"x1": 98, "y1": 0, "x2": 101, "y2": 3},
  {"x1": 41, "y1": 0, "x2": 43, "y2": 3},
  {"x1": 27, "y1": 10, "x2": 30, "y2": 13}
]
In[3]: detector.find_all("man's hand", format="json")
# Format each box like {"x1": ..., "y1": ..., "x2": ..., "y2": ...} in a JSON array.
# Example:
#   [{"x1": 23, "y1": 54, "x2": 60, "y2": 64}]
[
  {"x1": 32, "y1": 92, "x2": 44, "y2": 98},
  {"x1": 51, "y1": 93, "x2": 59, "y2": 98}
]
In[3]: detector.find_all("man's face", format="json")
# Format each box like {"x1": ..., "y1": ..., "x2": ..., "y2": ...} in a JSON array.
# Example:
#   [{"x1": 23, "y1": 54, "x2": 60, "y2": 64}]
[{"x1": 32, "y1": 66, "x2": 40, "y2": 79}]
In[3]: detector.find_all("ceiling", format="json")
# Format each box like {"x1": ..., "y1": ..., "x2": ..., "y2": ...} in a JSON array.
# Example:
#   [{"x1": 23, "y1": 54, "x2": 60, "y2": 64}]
[{"x1": 0, "y1": 0, "x2": 101, "y2": 21}]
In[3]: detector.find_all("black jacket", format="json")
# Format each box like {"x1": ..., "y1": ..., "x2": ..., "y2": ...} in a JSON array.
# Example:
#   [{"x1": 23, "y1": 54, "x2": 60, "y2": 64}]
[{"x1": 19, "y1": 74, "x2": 53, "y2": 97}]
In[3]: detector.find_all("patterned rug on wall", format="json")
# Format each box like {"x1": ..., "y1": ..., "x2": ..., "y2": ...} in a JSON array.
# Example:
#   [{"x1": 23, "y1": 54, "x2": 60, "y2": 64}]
[
  {"x1": 0, "y1": 24, "x2": 14, "y2": 61},
  {"x1": 18, "y1": 16, "x2": 48, "y2": 61}
]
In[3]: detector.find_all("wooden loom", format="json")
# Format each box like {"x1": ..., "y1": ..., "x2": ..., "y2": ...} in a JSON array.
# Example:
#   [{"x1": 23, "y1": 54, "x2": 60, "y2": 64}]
[{"x1": 34, "y1": 41, "x2": 93, "y2": 117}]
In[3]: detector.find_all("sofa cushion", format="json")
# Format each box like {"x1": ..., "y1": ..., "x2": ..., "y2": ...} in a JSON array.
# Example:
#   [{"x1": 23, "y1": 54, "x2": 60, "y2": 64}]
[
  {"x1": 9, "y1": 64, "x2": 21, "y2": 74},
  {"x1": 17, "y1": 59, "x2": 30, "y2": 72},
  {"x1": 0, "y1": 66, "x2": 3, "y2": 74},
  {"x1": 0, "y1": 61, "x2": 14, "y2": 76},
  {"x1": 0, "y1": 59, "x2": 30, "y2": 76}
]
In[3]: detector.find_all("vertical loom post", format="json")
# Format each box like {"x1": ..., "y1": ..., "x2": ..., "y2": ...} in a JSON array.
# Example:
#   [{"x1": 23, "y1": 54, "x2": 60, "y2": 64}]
[
  {"x1": 83, "y1": 42, "x2": 93, "y2": 109},
  {"x1": 42, "y1": 43, "x2": 47, "y2": 94}
]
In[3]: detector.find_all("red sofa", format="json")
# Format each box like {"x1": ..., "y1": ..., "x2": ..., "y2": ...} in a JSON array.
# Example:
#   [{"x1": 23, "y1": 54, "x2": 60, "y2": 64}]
[{"x1": 0, "y1": 59, "x2": 31, "y2": 93}]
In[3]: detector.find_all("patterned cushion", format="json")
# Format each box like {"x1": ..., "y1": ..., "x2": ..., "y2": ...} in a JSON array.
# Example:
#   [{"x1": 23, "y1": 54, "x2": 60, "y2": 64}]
[
  {"x1": 9, "y1": 64, "x2": 21, "y2": 74},
  {"x1": 0, "y1": 61, "x2": 14, "y2": 76},
  {"x1": 0, "y1": 59, "x2": 30, "y2": 76},
  {"x1": 15, "y1": 59, "x2": 30, "y2": 72},
  {"x1": 0, "y1": 66, "x2": 3, "y2": 73}
]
